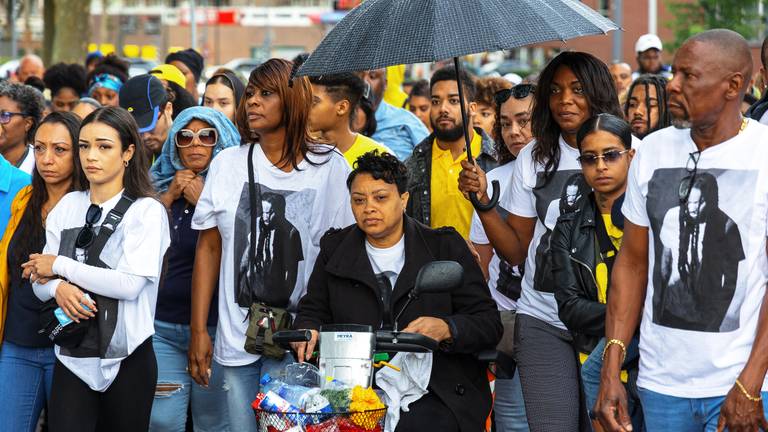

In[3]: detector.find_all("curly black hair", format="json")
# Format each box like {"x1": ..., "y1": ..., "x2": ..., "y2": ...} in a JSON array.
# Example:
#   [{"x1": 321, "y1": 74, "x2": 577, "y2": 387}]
[
  {"x1": 0, "y1": 81, "x2": 45, "y2": 142},
  {"x1": 346, "y1": 150, "x2": 408, "y2": 194},
  {"x1": 430, "y1": 65, "x2": 476, "y2": 102},
  {"x1": 86, "y1": 54, "x2": 129, "y2": 89},
  {"x1": 43, "y1": 63, "x2": 88, "y2": 96}
]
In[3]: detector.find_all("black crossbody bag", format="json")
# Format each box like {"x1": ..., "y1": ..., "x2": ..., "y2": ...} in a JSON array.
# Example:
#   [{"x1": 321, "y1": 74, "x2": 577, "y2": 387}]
[{"x1": 39, "y1": 195, "x2": 136, "y2": 348}]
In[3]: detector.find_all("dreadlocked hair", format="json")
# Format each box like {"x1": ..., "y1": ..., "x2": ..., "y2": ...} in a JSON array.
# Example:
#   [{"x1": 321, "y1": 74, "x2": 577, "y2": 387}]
[{"x1": 624, "y1": 74, "x2": 670, "y2": 138}]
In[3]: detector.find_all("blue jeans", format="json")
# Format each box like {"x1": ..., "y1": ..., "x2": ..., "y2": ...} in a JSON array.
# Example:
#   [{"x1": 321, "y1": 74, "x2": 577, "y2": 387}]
[
  {"x1": 639, "y1": 387, "x2": 768, "y2": 431},
  {"x1": 581, "y1": 337, "x2": 643, "y2": 431},
  {"x1": 150, "y1": 321, "x2": 229, "y2": 432},
  {"x1": 219, "y1": 352, "x2": 294, "y2": 432},
  {"x1": 0, "y1": 341, "x2": 55, "y2": 432},
  {"x1": 494, "y1": 372, "x2": 529, "y2": 432}
]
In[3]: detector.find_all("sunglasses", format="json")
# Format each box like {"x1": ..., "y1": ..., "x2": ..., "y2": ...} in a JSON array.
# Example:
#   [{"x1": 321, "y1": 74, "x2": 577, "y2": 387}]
[
  {"x1": 494, "y1": 84, "x2": 536, "y2": 106},
  {"x1": 175, "y1": 128, "x2": 218, "y2": 148},
  {"x1": 678, "y1": 151, "x2": 701, "y2": 204},
  {"x1": 0, "y1": 110, "x2": 25, "y2": 124},
  {"x1": 75, "y1": 204, "x2": 103, "y2": 250},
  {"x1": 577, "y1": 149, "x2": 631, "y2": 167}
]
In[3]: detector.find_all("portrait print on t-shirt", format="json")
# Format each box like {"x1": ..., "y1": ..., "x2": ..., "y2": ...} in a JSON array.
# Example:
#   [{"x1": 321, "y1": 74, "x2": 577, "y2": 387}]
[
  {"x1": 493, "y1": 206, "x2": 524, "y2": 301},
  {"x1": 532, "y1": 170, "x2": 590, "y2": 293},
  {"x1": 234, "y1": 183, "x2": 308, "y2": 310},
  {"x1": 56, "y1": 227, "x2": 126, "y2": 360},
  {"x1": 647, "y1": 168, "x2": 751, "y2": 332}
]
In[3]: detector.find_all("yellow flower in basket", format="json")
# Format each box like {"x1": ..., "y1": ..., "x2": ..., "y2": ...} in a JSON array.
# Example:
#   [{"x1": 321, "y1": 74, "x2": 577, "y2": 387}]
[{"x1": 349, "y1": 386, "x2": 385, "y2": 430}]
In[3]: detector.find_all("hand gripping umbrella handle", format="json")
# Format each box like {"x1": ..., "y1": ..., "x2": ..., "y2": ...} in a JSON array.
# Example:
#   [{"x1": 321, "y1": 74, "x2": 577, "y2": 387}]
[{"x1": 453, "y1": 57, "x2": 499, "y2": 212}]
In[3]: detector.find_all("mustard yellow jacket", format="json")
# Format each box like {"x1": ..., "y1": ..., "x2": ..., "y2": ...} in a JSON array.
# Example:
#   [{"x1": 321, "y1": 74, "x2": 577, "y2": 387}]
[{"x1": 0, "y1": 185, "x2": 32, "y2": 345}]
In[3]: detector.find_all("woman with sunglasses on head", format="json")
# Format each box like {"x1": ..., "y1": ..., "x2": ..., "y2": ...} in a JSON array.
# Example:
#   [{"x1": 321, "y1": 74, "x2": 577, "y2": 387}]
[
  {"x1": 0, "y1": 112, "x2": 85, "y2": 432},
  {"x1": 468, "y1": 83, "x2": 535, "y2": 431},
  {"x1": 549, "y1": 114, "x2": 643, "y2": 431},
  {"x1": 189, "y1": 59, "x2": 354, "y2": 432},
  {"x1": 148, "y1": 106, "x2": 239, "y2": 431},
  {"x1": 0, "y1": 82, "x2": 45, "y2": 174},
  {"x1": 460, "y1": 52, "x2": 627, "y2": 431},
  {"x1": 25, "y1": 106, "x2": 170, "y2": 431}
]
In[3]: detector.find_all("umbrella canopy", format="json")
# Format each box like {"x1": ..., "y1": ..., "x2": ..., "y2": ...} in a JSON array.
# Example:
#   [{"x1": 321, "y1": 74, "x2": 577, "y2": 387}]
[{"x1": 296, "y1": 0, "x2": 619, "y2": 77}]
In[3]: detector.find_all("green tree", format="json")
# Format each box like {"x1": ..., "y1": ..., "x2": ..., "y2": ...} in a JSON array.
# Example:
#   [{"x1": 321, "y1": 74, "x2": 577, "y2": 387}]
[
  {"x1": 43, "y1": 0, "x2": 91, "y2": 65},
  {"x1": 666, "y1": 0, "x2": 763, "y2": 50}
]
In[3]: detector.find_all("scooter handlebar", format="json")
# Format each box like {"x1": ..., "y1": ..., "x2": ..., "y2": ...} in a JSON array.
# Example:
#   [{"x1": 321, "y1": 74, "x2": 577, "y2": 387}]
[
  {"x1": 375, "y1": 331, "x2": 439, "y2": 353},
  {"x1": 272, "y1": 330, "x2": 312, "y2": 348}
]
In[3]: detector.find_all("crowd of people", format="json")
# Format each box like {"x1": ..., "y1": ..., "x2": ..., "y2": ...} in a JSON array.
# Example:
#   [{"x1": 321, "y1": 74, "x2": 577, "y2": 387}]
[{"x1": 0, "y1": 27, "x2": 768, "y2": 432}]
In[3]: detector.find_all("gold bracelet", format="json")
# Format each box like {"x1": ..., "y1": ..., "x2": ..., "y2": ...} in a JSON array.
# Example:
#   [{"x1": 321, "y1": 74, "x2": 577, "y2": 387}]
[
  {"x1": 602, "y1": 338, "x2": 627, "y2": 362},
  {"x1": 735, "y1": 379, "x2": 763, "y2": 402}
]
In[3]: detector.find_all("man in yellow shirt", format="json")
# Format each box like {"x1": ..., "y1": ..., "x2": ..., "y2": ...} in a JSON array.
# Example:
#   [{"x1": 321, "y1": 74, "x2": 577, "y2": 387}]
[
  {"x1": 405, "y1": 66, "x2": 497, "y2": 238},
  {"x1": 308, "y1": 73, "x2": 392, "y2": 167}
]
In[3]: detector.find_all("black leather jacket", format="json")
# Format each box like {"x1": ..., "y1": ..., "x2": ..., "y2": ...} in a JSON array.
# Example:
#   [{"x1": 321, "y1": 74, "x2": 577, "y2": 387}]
[{"x1": 550, "y1": 194, "x2": 606, "y2": 354}]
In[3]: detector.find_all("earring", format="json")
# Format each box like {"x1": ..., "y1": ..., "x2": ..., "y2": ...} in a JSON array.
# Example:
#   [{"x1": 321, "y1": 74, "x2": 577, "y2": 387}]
[{"x1": 123, "y1": 160, "x2": 129, "y2": 167}]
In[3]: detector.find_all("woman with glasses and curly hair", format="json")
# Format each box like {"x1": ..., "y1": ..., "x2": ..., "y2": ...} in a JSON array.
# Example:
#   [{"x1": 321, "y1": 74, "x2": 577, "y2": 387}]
[{"x1": 26, "y1": 106, "x2": 170, "y2": 431}]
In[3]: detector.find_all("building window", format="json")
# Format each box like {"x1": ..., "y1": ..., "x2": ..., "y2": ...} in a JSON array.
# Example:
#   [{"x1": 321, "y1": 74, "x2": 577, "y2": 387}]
[{"x1": 598, "y1": 0, "x2": 611, "y2": 18}]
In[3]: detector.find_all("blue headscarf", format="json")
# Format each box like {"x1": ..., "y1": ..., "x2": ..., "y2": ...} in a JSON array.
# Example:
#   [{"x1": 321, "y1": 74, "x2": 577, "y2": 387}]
[{"x1": 150, "y1": 106, "x2": 240, "y2": 193}]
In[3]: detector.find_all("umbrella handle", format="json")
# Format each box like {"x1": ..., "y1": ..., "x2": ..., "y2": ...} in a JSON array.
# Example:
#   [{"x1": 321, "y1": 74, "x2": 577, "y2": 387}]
[{"x1": 471, "y1": 180, "x2": 500, "y2": 212}]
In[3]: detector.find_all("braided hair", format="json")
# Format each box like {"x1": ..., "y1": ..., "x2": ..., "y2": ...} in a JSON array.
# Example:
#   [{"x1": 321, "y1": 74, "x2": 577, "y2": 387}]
[{"x1": 624, "y1": 74, "x2": 670, "y2": 138}]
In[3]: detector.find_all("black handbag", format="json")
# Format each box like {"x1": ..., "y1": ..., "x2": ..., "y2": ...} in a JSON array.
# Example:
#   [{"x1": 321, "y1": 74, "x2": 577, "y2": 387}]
[{"x1": 38, "y1": 194, "x2": 135, "y2": 348}]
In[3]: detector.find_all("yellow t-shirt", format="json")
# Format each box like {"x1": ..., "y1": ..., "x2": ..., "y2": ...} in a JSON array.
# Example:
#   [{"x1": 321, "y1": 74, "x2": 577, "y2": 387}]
[
  {"x1": 344, "y1": 134, "x2": 394, "y2": 167},
  {"x1": 429, "y1": 132, "x2": 482, "y2": 238}
]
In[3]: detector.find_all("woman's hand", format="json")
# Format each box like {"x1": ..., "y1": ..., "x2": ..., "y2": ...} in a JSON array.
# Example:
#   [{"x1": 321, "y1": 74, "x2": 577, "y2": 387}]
[
  {"x1": 54, "y1": 282, "x2": 97, "y2": 323},
  {"x1": 168, "y1": 169, "x2": 196, "y2": 201},
  {"x1": 458, "y1": 160, "x2": 489, "y2": 204},
  {"x1": 22, "y1": 254, "x2": 58, "y2": 282},
  {"x1": 402, "y1": 317, "x2": 452, "y2": 342},
  {"x1": 188, "y1": 329, "x2": 213, "y2": 387},
  {"x1": 182, "y1": 176, "x2": 205, "y2": 206},
  {"x1": 290, "y1": 329, "x2": 319, "y2": 362}
]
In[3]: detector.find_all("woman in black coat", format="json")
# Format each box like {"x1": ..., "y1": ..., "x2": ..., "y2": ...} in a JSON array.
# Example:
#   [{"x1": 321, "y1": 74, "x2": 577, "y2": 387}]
[{"x1": 293, "y1": 151, "x2": 503, "y2": 432}]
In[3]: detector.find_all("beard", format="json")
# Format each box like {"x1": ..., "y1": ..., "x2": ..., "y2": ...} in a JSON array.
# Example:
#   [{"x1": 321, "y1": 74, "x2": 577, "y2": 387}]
[
  {"x1": 431, "y1": 119, "x2": 465, "y2": 142},
  {"x1": 671, "y1": 110, "x2": 692, "y2": 129}
]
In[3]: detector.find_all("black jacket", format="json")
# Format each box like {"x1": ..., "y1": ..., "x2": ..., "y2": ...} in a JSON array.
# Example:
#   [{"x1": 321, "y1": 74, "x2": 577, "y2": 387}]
[
  {"x1": 550, "y1": 195, "x2": 606, "y2": 354},
  {"x1": 747, "y1": 90, "x2": 768, "y2": 122},
  {"x1": 294, "y1": 216, "x2": 503, "y2": 432}
]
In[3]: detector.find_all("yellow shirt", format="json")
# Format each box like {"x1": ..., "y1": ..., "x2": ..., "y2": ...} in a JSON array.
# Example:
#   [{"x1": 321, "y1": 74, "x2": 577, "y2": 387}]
[
  {"x1": 429, "y1": 132, "x2": 482, "y2": 238},
  {"x1": 344, "y1": 134, "x2": 393, "y2": 167},
  {"x1": 383, "y1": 65, "x2": 408, "y2": 109}
]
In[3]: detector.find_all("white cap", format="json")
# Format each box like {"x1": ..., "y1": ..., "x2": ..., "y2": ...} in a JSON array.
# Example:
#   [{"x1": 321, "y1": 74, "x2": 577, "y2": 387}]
[
  {"x1": 635, "y1": 34, "x2": 663, "y2": 53},
  {"x1": 503, "y1": 73, "x2": 523, "y2": 86}
]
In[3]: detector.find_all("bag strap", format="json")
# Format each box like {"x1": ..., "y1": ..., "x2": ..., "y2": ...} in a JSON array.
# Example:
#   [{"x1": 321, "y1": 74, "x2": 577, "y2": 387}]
[
  {"x1": 85, "y1": 194, "x2": 136, "y2": 267},
  {"x1": 247, "y1": 143, "x2": 258, "y2": 294}
]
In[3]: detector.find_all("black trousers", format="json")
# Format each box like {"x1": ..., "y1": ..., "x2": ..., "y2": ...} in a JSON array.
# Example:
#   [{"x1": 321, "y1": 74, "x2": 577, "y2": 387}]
[
  {"x1": 48, "y1": 337, "x2": 157, "y2": 432},
  {"x1": 396, "y1": 393, "x2": 460, "y2": 432}
]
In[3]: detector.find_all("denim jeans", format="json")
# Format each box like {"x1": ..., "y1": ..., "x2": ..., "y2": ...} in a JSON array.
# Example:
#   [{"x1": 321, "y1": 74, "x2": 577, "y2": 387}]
[
  {"x1": 150, "y1": 320, "x2": 229, "y2": 432},
  {"x1": 581, "y1": 336, "x2": 643, "y2": 431},
  {"x1": 219, "y1": 352, "x2": 294, "y2": 432},
  {"x1": 0, "y1": 341, "x2": 55, "y2": 432},
  {"x1": 638, "y1": 387, "x2": 768, "y2": 432},
  {"x1": 494, "y1": 373, "x2": 529, "y2": 432}
]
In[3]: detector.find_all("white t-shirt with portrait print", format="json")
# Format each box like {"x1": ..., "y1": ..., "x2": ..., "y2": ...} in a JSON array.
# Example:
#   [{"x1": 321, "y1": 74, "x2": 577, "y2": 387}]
[
  {"x1": 365, "y1": 235, "x2": 405, "y2": 290},
  {"x1": 622, "y1": 120, "x2": 768, "y2": 398},
  {"x1": 192, "y1": 144, "x2": 355, "y2": 367},
  {"x1": 500, "y1": 136, "x2": 584, "y2": 330},
  {"x1": 33, "y1": 190, "x2": 170, "y2": 391}
]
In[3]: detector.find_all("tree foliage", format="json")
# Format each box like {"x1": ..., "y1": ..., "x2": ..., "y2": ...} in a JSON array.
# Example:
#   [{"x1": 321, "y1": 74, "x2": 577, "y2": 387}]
[
  {"x1": 43, "y1": 0, "x2": 91, "y2": 64},
  {"x1": 666, "y1": 0, "x2": 762, "y2": 50}
]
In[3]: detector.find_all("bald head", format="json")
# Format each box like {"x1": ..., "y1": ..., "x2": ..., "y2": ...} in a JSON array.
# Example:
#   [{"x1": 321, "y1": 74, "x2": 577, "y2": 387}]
[
  {"x1": 685, "y1": 29, "x2": 752, "y2": 91},
  {"x1": 17, "y1": 54, "x2": 44, "y2": 83}
]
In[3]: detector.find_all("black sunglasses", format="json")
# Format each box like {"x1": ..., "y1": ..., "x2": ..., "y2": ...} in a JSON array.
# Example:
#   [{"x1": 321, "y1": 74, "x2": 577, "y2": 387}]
[
  {"x1": 577, "y1": 150, "x2": 631, "y2": 167},
  {"x1": 75, "y1": 204, "x2": 103, "y2": 250},
  {"x1": 678, "y1": 151, "x2": 701, "y2": 204},
  {"x1": 494, "y1": 84, "x2": 536, "y2": 106}
]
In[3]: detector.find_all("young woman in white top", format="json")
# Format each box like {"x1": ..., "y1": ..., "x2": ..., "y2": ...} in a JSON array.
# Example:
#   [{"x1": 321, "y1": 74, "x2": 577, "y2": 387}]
[
  {"x1": 25, "y1": 106, "x2": 170, "y2": 431},
  {"x1": 189, "y1": 58, "x2": 354, "y2": 432}
]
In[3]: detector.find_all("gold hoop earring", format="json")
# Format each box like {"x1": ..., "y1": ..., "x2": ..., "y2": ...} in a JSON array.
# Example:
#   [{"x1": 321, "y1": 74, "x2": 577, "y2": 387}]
[{"x1": 123, "y1": 160, "x2": 129, "y2": 167}]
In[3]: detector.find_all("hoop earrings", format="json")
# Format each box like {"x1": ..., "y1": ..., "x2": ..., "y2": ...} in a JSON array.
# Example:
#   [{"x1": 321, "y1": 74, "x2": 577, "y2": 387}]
[{"x1": 123, "y1": 160, "x2": 129, "y2": 167}]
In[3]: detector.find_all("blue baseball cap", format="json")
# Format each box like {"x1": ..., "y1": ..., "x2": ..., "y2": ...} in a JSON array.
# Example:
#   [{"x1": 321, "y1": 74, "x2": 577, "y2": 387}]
[{"x1": 119, "y1": 74, "x2": 168, "y2": 133}]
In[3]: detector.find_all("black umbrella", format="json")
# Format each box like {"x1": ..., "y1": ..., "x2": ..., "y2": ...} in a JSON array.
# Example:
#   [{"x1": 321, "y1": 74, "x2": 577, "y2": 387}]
[{"x1": 296, "y1": 0, "x2": 619, "y2": 210}]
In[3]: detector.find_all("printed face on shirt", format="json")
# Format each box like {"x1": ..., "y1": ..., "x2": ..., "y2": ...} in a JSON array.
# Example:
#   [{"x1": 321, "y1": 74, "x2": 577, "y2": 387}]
[
  {"x1": 203, "y1": 83, "x2": 237, "y2": 122},
  {"x1": 0, "y1": 96, "x2": 32, "y2": 153},
  {"x1": 244, "y1": 84, "x2": 283, "y2": 134},
  {"x1": 78, "y1": 121, "x2": 134, "y2": 188},
  {"x1": 408, "y1": 95, "x2": 431, "y2": 131},
  {"x1": 33, "y1": 121, "x2": 76, "y2": 187},
  {"x1": 350, "y1": 173, "x2": 409, "y2": 243},
  {"x1": 430, "y1": 80, "x2": 476, "y2": 142},
  {"x1": 52, "y1": 87, "x2": 80, "y2": 113},
  {"x1": 685, "y1": 186, "x2": 707, "y2": 221},
  {"x1": 177, "y1": 118, "x2": 215, "y2": 174},
  {"x1": 627, "y1": 84, "x2": 659, "y2": 138},
  {"x1": 499, "y1": 95, "x2": 533, "y2": 157},
  {"x1": 578, "y1": 129, "x2": 633, "y2": 195},
  {"x1": 91, "y1": 87, "x2": 119, "y2": 107},
  {"x1": 262, "y1": 200, "x2": 275, "y2": 226},
  {"x1": 549, "y1": 65, "x2": 590, "y2": 136}
]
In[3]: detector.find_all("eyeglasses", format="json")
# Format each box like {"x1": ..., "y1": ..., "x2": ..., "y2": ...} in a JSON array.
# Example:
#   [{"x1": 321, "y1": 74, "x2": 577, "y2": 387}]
[
  {"x1": 678, "y1": 151, "x2": 701, "y2": 204},
  {"x1": 0, "y1": 110, "x2": 25, "y2": 124},
  {"x1": 494, "y1": 84, "x2": 536, "y2": 106},
  {"x1": 75, "y1": 204, "x2": 103, "y2": 250},
  {"x1": 175, "y1": 128, "x2": 218, "y2": 148},
  {"x1": 577, "y1": 149, "x2": 631, "y2": 167}
]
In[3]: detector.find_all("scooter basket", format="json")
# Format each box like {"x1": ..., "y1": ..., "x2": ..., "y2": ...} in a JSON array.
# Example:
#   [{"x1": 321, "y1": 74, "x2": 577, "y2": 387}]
[{"x1": 254, "y1": 407, "x2": 387, "y2": 432}]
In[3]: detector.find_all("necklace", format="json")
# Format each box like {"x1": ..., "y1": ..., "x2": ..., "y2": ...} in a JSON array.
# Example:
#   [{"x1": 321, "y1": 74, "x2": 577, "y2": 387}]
[{"x1": 740, "y1": 117, "x2": 748, "y2": 133}]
